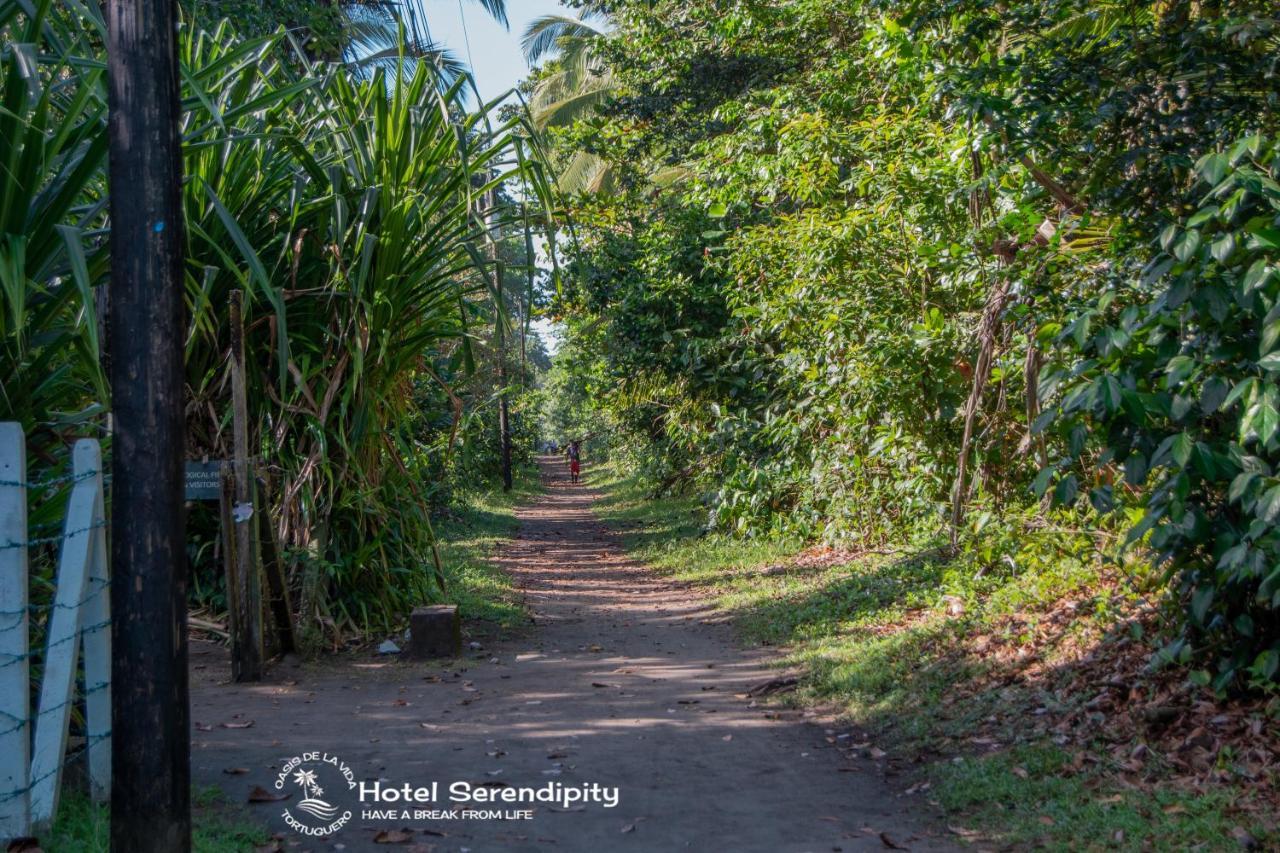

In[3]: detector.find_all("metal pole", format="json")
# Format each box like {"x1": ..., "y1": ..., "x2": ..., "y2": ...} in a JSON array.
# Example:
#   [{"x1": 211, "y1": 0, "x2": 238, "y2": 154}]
[{"x1": 105, "y1": 0, "x2": 190, "y2": 847}]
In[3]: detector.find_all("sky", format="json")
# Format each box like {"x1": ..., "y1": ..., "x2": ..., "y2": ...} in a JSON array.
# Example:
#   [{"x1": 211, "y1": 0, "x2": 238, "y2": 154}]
[
  {"x1": 420, "y1": 0, "x2": 568, "y2": 104},
  {"x1": 420, "y1": 1, "x2": 569, "y2": 353}
]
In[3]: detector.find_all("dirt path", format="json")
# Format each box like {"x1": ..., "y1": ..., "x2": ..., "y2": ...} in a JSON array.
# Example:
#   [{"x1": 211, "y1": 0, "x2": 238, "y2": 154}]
[{"x1": 191, "y1": 458, "x2": 953, "y2": 852}]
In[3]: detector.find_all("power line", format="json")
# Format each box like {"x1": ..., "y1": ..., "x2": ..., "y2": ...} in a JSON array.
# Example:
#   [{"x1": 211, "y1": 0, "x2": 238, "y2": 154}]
[{"x1": 456, "y1": 0, "x2": 476, "y2": 72}]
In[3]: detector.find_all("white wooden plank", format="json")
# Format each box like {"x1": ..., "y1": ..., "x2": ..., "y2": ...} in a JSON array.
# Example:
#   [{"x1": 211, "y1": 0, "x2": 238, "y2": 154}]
[
  {"x1": 78, "y1": 441, "x2": 111, "y2": 801},
  {"x1": 29, "y1": 440, "x2": 99, "y2": 827},
  {"x1": 0, "y1": 423, "x2": 30, "y2": 840}
]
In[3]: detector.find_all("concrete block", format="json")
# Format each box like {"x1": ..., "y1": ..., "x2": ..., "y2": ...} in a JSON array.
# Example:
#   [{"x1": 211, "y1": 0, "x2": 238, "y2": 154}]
[{"x1": 408, "y1": 605, "x2": 460, "y2": 659}]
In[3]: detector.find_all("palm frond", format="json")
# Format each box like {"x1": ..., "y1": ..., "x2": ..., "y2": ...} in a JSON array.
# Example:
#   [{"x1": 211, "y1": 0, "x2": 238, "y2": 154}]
[
  {"x1": 464, "y1": 0, "x2": 507, "y2": 29},
  {"x1": 531, "y1": 75, "x2": 615, "y2": 129},
  {"x1": 521, "y1": 13, "x2": 605, "y2": 63}
]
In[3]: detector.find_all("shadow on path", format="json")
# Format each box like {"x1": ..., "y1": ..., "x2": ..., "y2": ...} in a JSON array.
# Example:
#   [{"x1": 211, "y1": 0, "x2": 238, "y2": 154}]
[{"x1": 189, "y1": 456, "x2": 955, "y2": 852}]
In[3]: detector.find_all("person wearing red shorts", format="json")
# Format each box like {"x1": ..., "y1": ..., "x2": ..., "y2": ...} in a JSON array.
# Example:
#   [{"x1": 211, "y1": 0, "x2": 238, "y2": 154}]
[{"x1": 568, "y1": 440, "x2": 581, "y2": 484}]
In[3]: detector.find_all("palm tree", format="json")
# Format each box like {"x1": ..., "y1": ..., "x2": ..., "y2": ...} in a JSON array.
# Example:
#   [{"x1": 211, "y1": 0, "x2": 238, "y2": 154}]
[
  {"x1": 341, "y1": 0, "x2": 509, "y2": 82},
  {"x1": 342, "y1": 8, "x2": 468, "y2": 83},
  {"x1": 185, "y1": 0, "x2": 508, "y2": 78},
  {"x1": 522, "y1": 11, "x2": 610, "y2": 129},
  {"x1": 521, "y1": 11, "x2": 618, "y2": 192}
]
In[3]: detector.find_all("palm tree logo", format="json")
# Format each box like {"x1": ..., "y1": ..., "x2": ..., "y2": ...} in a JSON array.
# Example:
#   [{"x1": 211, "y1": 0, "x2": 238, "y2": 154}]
[
  {"x1": 291, "y1": 765, "x2": 340, "y2": 822},
  {"x1": 292, "y1": 769, "x2": 323, "y2": 799}
]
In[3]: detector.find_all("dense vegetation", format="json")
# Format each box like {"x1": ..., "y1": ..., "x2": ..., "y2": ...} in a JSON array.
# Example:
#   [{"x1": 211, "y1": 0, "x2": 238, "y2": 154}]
[
  {"x1": 1, "y1": 0, "x2": 556, "y2": 641},
  {"x1": 538, "y1": 0, "x2": 1280, "y2": 691}
]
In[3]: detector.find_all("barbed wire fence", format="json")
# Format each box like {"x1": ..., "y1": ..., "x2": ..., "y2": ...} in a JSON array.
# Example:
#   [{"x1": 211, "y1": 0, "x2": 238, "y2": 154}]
[{"x1": 1, "y1": 423, "x2": 112, "y2": 841}]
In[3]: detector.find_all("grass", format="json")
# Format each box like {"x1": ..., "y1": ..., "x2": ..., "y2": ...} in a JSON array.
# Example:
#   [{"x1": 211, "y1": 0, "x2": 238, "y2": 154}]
[
  {"x1": 936, "y1": 746, "x2": 1270, "y2": 850},
  {"x1": 590, "y1": 463, "x2": 1102, "y2": 738},
  {"x1": 43, "y1": 786, "x2": 269, "y2": 852},
  {"x1": 588, "y1": 462, "x2": 1273, "y2": 850},
  {"x1": 433, "y1": 463, "x2": 543, "y2": 631}
]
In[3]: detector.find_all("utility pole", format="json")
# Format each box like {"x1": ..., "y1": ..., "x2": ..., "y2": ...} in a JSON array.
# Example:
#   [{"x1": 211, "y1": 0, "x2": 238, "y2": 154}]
[
  {"x1": 106, "y1": 0, "x2": 191, "y2": 849},
  {"x1": 487, "y1": 190, "x2": 513, "y2": 491},
  {"x1": 521, "y1": 200, "x2": 535, "y2": 389}
]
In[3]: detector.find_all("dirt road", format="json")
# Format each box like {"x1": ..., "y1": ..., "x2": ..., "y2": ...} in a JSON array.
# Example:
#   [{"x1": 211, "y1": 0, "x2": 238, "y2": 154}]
[{"x1": 191, "y1": 458, "x2": 952, "y2": 851}]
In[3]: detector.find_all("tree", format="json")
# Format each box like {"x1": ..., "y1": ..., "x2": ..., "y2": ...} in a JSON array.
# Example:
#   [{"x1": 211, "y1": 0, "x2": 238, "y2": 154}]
[{"x1": 522, "y1": 10, "x2": 618, "y2": 192}]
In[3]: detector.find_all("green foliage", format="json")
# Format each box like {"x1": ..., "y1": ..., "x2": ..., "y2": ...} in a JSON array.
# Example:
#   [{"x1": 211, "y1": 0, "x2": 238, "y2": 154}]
[
  {"x1": 543, "y1": 0, "x2": 1280, "y2": 688},
  {"x1": 2, "y1": 1, "x2": 559, "y2": 638},
  {"x1": 187, "y1": 0, "x2": 344, "y2": 58},
  {"x1": 45, "y1": 787, "x2": 269, "y2": 852},
  {"x1": 1049, "y1": 137, "x2": 1280, "y2": 690},
  {"x1": 0, "y1": 0, "x2": 108, "y2": 456}
]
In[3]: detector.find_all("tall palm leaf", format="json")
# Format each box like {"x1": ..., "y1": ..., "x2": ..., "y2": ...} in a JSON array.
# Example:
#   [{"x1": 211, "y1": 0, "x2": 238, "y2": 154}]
[
  {"x1": 521, "y1": 11, "x2": 617, "y2": 192},
  {"x1": 0, "y1": 0, "x2": 109, "y2": 457},
  {"x1": 522, "y1": 11, "x2": 612, "y2": 130}
]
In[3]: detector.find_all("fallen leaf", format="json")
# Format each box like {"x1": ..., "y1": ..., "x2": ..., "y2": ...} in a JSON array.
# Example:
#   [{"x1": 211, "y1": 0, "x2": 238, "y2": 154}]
[
  {"x1": 373, "y1": 829, "x2": 414, "y2": 843},
  {"x1": 221, "y1": 720, "x2": 255, "y2": 729},
  {"x1": 248, "y1": 786, "x2": 289, "y2": 803},
  {"x1": 1038, "y1": 815, "x2": 1055, "y2": 826},
  {"x1": 879, "y1": 831, "x2": 907, "y2": 849},
  {"x1": 620, "y1": 823, "x2": 635, "y2": 834},
  {"x1": 746, "y1": 676, "x2": 798, "y2": 697},
  {"x1": 1011, "y1": 766, "x2": 1029, "y2": 779},
  {"x1": 193, "y1": 722, "x2": 213, "y2": 732}
]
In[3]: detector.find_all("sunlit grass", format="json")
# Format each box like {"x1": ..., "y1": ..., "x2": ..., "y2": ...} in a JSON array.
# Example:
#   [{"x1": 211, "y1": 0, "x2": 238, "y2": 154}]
[
  {"x1": 44, "y1": 786, "x2": 268, "y2": 852},
  {"x1": 937, "y1": 746, "x2": 1272, "y2": 850},
  {"x1": 434, "y1": 464, "x2": 543, "y2": 629},
  {"x1": 587, "y1": 463, "x2": 1265, "y2": 848}
]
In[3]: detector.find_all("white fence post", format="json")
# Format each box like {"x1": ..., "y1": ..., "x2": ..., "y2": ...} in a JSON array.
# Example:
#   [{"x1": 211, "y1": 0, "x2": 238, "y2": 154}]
[
  {"x1": 29, "y1": 438, "x2": 111, "y2": 827},
  {"x1": 0, "y1": 423, "x2": 30, "y2": 839},
  {"x1": 81, "y1": 443, "x2": 111, "y2": 803}
]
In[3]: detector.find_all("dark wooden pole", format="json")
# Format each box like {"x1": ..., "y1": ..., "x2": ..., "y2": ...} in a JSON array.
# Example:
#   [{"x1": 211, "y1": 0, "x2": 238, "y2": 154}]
[
  {"x1": 495, "y1": 256, "x2": 512, "y2": 492},
  {"x1": 105, "y1": 0, "x2": 190, "y2": 849},
  {"x1": 228, "y1": 291, "x2": 263, "y2": 681},
  {"x1": 486, "y1": 190, "x2": 512, "y2": 492}
]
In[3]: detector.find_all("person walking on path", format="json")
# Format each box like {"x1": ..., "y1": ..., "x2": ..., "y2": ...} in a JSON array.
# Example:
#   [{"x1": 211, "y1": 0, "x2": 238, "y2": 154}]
[{"x1": 567, "y1": 440, "x2": 582, "y2": 484}]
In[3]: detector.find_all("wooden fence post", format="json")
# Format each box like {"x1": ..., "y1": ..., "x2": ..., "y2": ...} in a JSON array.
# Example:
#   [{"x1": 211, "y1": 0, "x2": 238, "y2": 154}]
[
  {"x1": 228, "y1": 291, "x2": 262, "y2": 681},
  {"x1": 0, "y1": 423, "x2": 30, "y2": 839}
]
